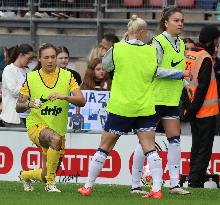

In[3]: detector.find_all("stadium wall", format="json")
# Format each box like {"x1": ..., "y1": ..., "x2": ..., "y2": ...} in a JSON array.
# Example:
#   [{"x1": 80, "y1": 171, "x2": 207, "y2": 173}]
[{"x1": 0, "y1": 130, "x2": 220, "y2": 187}]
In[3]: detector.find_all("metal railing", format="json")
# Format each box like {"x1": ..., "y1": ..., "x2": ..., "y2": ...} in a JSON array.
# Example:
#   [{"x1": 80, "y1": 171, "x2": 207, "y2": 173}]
[
  {"x1": 38, "y1": 0, "x2": 97, "y2": 12},
  {"x1": 0, "y1": 0, "x2": 98, "y2": 13},
  {"x1": 0, "y1": 1, "x2": 218, "y2": 16}
]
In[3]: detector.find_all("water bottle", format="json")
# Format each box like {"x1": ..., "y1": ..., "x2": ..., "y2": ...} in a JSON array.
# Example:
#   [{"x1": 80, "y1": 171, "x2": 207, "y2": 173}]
[{"x1": 204, "y1": 178, "x2": 218, "y2": 189}]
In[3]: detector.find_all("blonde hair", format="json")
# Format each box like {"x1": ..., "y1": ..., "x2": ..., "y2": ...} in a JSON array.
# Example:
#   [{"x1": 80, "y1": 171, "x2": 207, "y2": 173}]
[
  {"x1": 127, "y1": 15, "x2": 147, "y2": 35},
  {"x1": 87, "y1": 46, "x2": 107, "y2": 62}
]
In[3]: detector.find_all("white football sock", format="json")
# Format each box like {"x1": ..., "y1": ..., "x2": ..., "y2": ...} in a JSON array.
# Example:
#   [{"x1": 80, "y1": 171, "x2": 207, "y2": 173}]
[
  {"x1": 168, "y1": 138, "x2": 181, "y2": 188},
  {"x1": 147, "y1": 151, "x2": 162, "y2": 192},
  {"x1": 85, "y1": 150, "x2": 107, "y2": 188},
  {"x1": 132, "y1": 143, "x2": 145, "y2": 189}
]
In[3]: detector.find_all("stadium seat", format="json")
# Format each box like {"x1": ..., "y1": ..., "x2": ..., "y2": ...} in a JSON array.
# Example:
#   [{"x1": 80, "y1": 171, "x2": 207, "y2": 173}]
[
  {"x1": 196, "y1": 0, "x2": 217, "y2": 10},
  {"x1": 123, "y1": 0, "x2": 143, "y2": 7},
  {"x1": 148, "y1": 0, "x2": 164, "y2": 8},
  {"x1": 176, "y1": 0, "x2": 195, "y2": 8}
]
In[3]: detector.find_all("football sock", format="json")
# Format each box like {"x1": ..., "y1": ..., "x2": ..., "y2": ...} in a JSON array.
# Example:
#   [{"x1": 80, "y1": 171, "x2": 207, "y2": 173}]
[
  {"x1": 85, "y1": 148, "x2": 108, "y2": 188},
  {"x1": 132, "y1": 143, "x2": 145, "y2": 189},
  {"x1": 145, "y1": 150, "x2": 162, "y2": 192},
  {"x1": 45, "y1": 147, "x2": 60, "y2": 184},
  {"x1": 21, "y1": 168, "x2": 43, "y2": 182},
  {"x1": 167, "y1": 136, "x2": 181, "y2": 188}
]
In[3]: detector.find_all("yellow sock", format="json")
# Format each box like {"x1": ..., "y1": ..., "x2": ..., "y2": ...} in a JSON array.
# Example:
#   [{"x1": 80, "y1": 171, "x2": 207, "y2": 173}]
[
  {"x1": 46, "y1": 147, "x2": 60, "y2": 184},
  {"x1": 21, "y1": 168, "x2": 43, "y2": 182}
]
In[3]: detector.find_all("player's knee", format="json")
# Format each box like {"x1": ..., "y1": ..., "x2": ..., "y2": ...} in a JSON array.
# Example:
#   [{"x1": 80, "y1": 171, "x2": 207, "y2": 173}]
[
  {"x1": 167, "y1": 136, "x2": 180, "y2": 144},
  {"x1": 39, "y1": 135, "x2": 50, "y2": 148},
  {"x1": 51, "y1": 135, "x2": 62, "y2": 151}
]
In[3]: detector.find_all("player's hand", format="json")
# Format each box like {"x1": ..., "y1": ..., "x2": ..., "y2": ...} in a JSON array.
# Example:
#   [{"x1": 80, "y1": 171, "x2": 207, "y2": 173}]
[
  {"x1": 123, "y1": 31, "x2": 129, "y2": 41},
  {"x1": 29, "y1": 99, "x2": 42, "y2": 109},
  {"x1": 183, "y1": 70, "x2": 193, "y2": 81},
  {"x1": 185, "y1": 84, "x2": 194, "y2": 100},
  {"x1": 48, "y1": 92, "x2": 65, "y2": 101}
]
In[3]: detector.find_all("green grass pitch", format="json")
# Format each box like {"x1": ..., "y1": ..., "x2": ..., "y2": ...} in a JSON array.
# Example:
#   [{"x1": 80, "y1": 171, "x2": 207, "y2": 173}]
[{"x1": 0, "y1": 182, "x2": 220, "y2": 205}]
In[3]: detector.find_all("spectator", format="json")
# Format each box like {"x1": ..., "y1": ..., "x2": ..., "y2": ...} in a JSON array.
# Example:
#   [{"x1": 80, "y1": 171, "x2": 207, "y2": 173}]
[
  {"x1": 0, "y1": 47, "x2": 8, "y2": 82},
  {"x1": 184, "y1": 25, "x2": 220, "y2": 188},
  {"x1": 213, "y1": 43, "x2": 220, "y2": 98},
  {"x1": 87, "y1": 34, "x2": 119, "y2": 80},
  {"x1": 80, "y1": 58, "x2": 111, "y2": 91},
  {"x1": 100, "y1": 33, "x2": 119, "y2": 50},
  {"x1": 0, "y1": 44, "x2": 34, "y2": 127},
  {"x1": 100, "y1": 33, "x2": 119, "y2": 79},
  {"x1": 79, "y1": 58, "x2": 111, "y2": 132},
  {"x1": 213, "y1": 47, "x2": 220, "y2": 135},
  {"x1": 56, "y1": 46, "x2": 82, "y2": 85},
  {"x1": 87, "y1": 46, "x2": 107, "y2": 62},
  {"x1": 0, "y1": 47, "x2": 8, "y2": 115},
  {"x1": 7, "y1": 46, "x2": 15, "y2": 63},
  {"x1": 183, "y1": 38, "x2": 195, "y2": 51}
]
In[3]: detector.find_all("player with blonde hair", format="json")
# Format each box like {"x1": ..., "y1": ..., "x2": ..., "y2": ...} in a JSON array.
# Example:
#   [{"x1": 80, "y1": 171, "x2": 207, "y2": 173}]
[{"x1": 78, "y1": 14, "x2": 164, "y2": 199}]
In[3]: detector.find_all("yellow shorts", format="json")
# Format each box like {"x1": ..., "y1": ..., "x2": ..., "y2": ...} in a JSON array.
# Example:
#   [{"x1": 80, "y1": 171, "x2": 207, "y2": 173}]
[{"x1": 28, "y1": 124, "x2": 66, "y2": 156}]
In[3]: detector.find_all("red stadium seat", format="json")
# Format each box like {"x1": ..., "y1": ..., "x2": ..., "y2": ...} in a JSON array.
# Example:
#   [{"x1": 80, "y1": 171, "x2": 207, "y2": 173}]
[
  {"x1": 123, "y1": 0, "x2": 143, "y2": 7},
  {"x1": 149, "y1": 0, "x2": 164, "y2": 8},
  {"x1": 176, "y1": 0, "x2": 195, "y2": 8}
]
